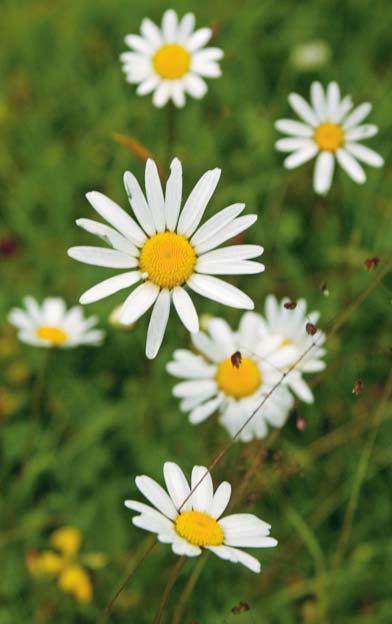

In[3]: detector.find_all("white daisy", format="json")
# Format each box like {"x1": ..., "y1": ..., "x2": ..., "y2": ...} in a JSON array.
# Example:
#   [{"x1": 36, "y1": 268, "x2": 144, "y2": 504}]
[
  {"x1": 125, "y1": 461, "x2": 277, "y2": 573},
  {"x1": 68, "y1": 158, "x2": 264, "y2": 359},
  {"x1": 258, "y1": 295, "x2": 326, "y2": 404},
  {"x1": 120, "y1": 9, "x2": 223, "y2": 108},
  {"x1": 275, "y1": 81, "x2": 384, "y2": 194},
  {"x1": 167, "y1": 313, "x2": 295, "y2": 442},
  {"x1": 8, "y1": 296, "x2": 105, "y2": 348}
]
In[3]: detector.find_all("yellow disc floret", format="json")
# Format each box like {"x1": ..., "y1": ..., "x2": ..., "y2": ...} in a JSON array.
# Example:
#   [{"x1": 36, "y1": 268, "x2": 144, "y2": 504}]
[
  {"x1": 153, "y1": 44, "x2": 191, "y2": 80},
  {"x1": 216, "y1": 357, "x2": 262, "y2": 399},
  {"x1": 139, "y1": 232, "x2": 196, "y2": 289},
  {"x1": 175, "y1": 511, "x2": 224, "y2": 546},
  {"x1": 36, "y1": 326, "x2": 68, "y2": 345},
  {"x1": 314, "y1": 123, "x2": 344, "y2": 151}
]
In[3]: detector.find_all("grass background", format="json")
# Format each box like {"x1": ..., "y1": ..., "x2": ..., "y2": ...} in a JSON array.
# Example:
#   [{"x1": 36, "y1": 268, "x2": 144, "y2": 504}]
[{"x1": 1, "y1": 0, "x2": 391, "y2": 622}]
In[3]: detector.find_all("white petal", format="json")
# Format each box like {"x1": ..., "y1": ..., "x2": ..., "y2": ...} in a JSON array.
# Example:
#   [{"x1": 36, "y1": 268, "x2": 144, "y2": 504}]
[
  {"x1": 183, "y1": 73, "x2": 208, "y2": 99},
  {"x1": 162, "y1": 9, "x2": 178, "y2": 42},
  {"x1": 135, "y1": 475, "x2": 178, "y2": 520},
  {"x1": 283, "y1": 145, "x2": 318, "y2": 169},
  {"x1": 275, "y1": 119, "x2": 313, "y2": 137},
  {"x1": 207, "y1": 545, "x2": 261, "y2": 573},
  {"x1": 345, "y1": 124, "x2": 378, "y2": 142},
  {"x1": 191, "y1": 332, "x2": 225, "y2": 362},
  {"x1": 220, "y1": 513, "x2": 271, "y2": 537},
  {"x1": 120, "y1": 282, "x2": 160, "y2": 325},
  {"x1": 125, "y1": 34, "x2": 154, "y2": 55},
  {"x1": 326, "y1": 81, "x2": 341, "y2": 122},
  {"x1": 313, "y1": 151, "x2": 335, "y2": 195},
  {"x1": 288, "y1": 372, "x2": 314, "y2": 403},
  {"x1": 152, "y1": 81, "x2": 171, "y2": 108},
  {"x1": 177, "y1": 169, "x2": 221, "y2": 238},
  {"x1": 343, "y1": 102, "x2": 372, "y2": 129},
  {"x1": 145, "y1": 159, "x2": 166, "y2": 231},
  {"x1": 191, "y1": 466, "x2": 213, "y2": 512},
  {"x1": 210, "y1": 482, "x2": 232, "y2": 519},
  {"x1": 225, "y1": 535, "x2": 277, "y2": 548},
  {"x1": 146, "y1": 289, "x2": 171, "y2": 359},
  {"x1": 80, "y1": 271, "x2": 142, "y2": 304},
  {"x1": 68, "y1": 246, "x2": 138, "y2": 268},
  {"x1": 193, "y1": 215, "x2": 257, "y2": 255},
  {"x1": 188, "y1": 275, "x2": 254, "y2": 310},
  {"x1": 196, "y1": 258, "x2": 264, "y2": 275},
  {"x1": 177, "y1": 13, "x2": 195, "y2": 44},
  {"x1": 165, "y1": 158, "x2": 183, "y2": 231},
  {"x1": 310, "y1": 81, "x2": 326, "y2": 122},
  {"x1": 190, "y1": 203, "x2": 245, "y2": 248},
  {"x1": 171, "y1": 81, "x2": 186, "y2": 108},
  {"x1": 275, "y1": 137, "x2": 315, "y2": 153},
  {"x1": 335, "y1": 148, "x2": 366, "y2": 183},
  {"x1": 192, "y1": 48, "x2": 224, "y2": 63},
  {"x1": 86, "y1": 191, "x2": 146, "y2": 246},
  {"x1": 337, "y1": 95, "x2": 354, "y2": 123},
  {"x1": 207, "y1": 318, "x2": 235, "y2": 353},
  {"x1": 199, "y1": 245, "x2": 263, "y2": 263},
  {"x1": 140, "y1": 18, "x2": 163, "y2": 48},
  {"x1": 191, "y1": 59, "x2": 221, "y2": 78},
  {"x1": 23, "y1": 296, "x2": 42, "y2": 323},
  {"x1": 171, "y1": 536, "x2": 201, "y2": 557},
  {"x1": 186, "y1": 28, "x2": 212, "y2": 52},
  {"x1": 124, "y1": 500, "x2": 173, "y2": 533},
  {"x1": 189, "y1": 395, "x2": 223, "y2": 424},
  {"x1": 8, "y1": 309, "x2": 34, "y2": 331},
  {"x1": 172, "y1": 287, "x2": 199, "y2": 333},
  {"x1": 173, "y1": 379, "x2": 217, "y2": 398},
  {"x1": 288, "y1": 93, "x2": 318, "y2": 126},
  {"x1": 163, "y1": 462, "x2": 192, "y2": 512},
  {"x1": 76, "y1": 218, "x2": 138, "y2": 255},
  {"x1": 136, "y1": 76, "x2": 160, "y2": 96},
  {"x1": 344, "y1": 143, "x2": 384, "y2": 168},
  {"x1": 123, "y1": 171, "x2": 156, "y2": 236}
]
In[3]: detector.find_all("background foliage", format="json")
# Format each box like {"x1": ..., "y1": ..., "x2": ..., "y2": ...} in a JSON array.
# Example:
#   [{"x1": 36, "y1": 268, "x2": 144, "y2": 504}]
[{"x1": 1, "y1": 0, "x2": 391, "y2": 622}]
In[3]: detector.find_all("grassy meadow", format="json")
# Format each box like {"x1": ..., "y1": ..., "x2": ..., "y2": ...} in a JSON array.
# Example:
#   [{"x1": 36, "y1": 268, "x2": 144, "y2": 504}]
[{"x1": 0, "y1": 0, "x2": 391, "y2": 622}]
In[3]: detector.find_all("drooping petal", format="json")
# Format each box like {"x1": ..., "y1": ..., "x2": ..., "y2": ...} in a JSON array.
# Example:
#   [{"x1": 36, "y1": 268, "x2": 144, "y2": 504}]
[
  {"x1": 146, "y1": 289, "x2": 171, "y2": 359},
  {"x1": 172, "y1": 287, "x2": 199, "y2": 333}
]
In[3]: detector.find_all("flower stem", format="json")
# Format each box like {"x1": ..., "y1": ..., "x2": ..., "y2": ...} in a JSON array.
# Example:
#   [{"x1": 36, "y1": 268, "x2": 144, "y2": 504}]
[
  {"x1": 165, "y1": 103, "x2": 177, "y2": 174},
  {"x1": 171, "y1": 554, "x2": 208, "y2": 624},
  {"x1": 153, "y1": 555, "x2": 186, "y2": 624}
]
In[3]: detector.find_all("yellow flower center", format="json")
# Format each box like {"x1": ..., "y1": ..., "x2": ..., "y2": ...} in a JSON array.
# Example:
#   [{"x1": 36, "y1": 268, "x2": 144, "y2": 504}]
[
  {"x1": 153, "y1": 43, "x2": 191, "y2": 79},
  {"x1": 314, "y1": 123, "x2": 344, "y2": 151},
  {"x1": 216, "y1": 357, "x2": 262, "y2": 399},
  {"x1": 139, "y1": 232, "x2": 196, "y2": 289},
  {"x1": 175, "y1": 511, "x2": 224, "y2": 546},
  {"x1": 280, "y1": 338, "x2": 292, "y2": 348},
  {"x1": 36, "y1": 326, "x2": 68, "y2": 345}
]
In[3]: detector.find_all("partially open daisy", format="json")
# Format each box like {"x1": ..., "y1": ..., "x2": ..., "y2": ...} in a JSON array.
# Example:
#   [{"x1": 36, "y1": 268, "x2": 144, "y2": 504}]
[
  {"x1": 125, "y1": 461, "x2": 277, "y2": 573},
  {"x1": 275, "y1": 81, "x2": 384, "y2": 194},
  {"x1": 167, "y1": 313, "x2": 295, "y2": 442},
  {"x1": 258, "y1": 295, "x2": 326, "y2": 404},
  {"x1": 68, "y1": 159, "x2": 264, "y2": 359},
  {"x1": 120, "y1": 9, "x2": 223, "y2": 108},
  {"x1": 8, "y1": 296, "x2": 105, "y2": 348}
]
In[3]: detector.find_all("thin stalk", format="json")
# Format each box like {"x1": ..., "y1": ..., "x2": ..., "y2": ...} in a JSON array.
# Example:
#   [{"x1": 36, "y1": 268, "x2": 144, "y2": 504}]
[
  {"x1": 171, "y1": 554, "x2": 208, "y2": 624},
  {"x1": 165, "y1": 103, "x2": 177, "y2": 174},
  {"x1": 153, "y1": 556, "x2": 186, "y2": 624}
]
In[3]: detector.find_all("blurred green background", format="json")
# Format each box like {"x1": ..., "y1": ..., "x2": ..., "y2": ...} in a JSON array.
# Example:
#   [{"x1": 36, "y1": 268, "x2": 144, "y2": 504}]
[{"x1": 1, "y1": 0, "x2": 391, "y2": 622}]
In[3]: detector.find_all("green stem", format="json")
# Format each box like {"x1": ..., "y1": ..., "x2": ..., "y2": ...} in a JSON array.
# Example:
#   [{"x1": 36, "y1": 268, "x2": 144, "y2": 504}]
[
  {"x1": 153, "y1": 555, "x2": 186, "y2": 624},
  {"x1": 171, "y1": 554, "x2": 208, "y2": 624}
]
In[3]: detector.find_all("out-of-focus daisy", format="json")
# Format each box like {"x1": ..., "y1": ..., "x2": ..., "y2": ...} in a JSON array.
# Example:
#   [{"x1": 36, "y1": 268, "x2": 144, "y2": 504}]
[
  {"x1": 8, "y1": 297, "x2": 105, "y2": 348},
  {"x1": 167, "y1": 313, "x2": 294, "y2": 442},
  {"x1": 68, "y1": 159, "x2": 264, "y2": 359},
  {"x1": 275, "y1": 81, "x2": 384, "y2": 194},
  {"x1": 120, "y1": 9, "x2": 223, "y2": 108},
  {"x1": 27, "y1": 527, "x2": 107, "y2": 604},
  {"x1": 258, "y1": 296, "x2": 326, "y2": 404},
  {"x1": 125, "y1": 461, "x2": 277, "y2": 572},
  {"x1": 290, "y1": 40, "x2": 331, "y2": 72}
]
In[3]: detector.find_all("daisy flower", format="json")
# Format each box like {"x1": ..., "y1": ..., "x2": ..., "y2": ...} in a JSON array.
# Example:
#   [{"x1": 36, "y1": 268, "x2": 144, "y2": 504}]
[
  {"x1": 68, "y1": 159, "x2": 264, "y2": 359},
  {"x1": 120, "y1": 9, "x2": 223, "y2": 108},
  {"x1": 167, "y1": 313, "x2": 295, "y2": 442},
  {"x1": 8, "y1": 296, "x2": 104, "y2": 348},
  {"x1": 275, "y1": 81, "x2": 384, "y2": 194},
  {"x1": 125, "y1": 461, "x2": 277, "y2": 573},
  {"x1": 258, "y1": 295, "x2": 326, "y2": 404}
]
